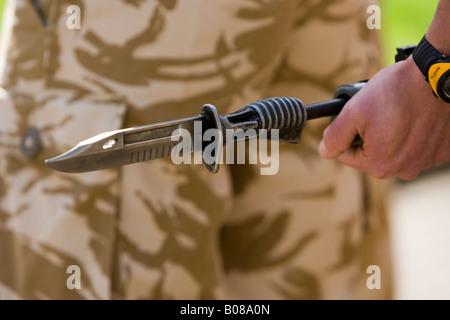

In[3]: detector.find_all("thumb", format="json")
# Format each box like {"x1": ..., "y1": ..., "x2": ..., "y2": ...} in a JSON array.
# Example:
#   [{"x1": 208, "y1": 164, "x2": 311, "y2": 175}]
[{"x1": 319, "y1": 108, "x2": 360, "y2": 159}]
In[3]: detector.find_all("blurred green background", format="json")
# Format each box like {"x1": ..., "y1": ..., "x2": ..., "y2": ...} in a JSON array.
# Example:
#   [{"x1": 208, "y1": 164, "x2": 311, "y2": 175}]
[
  {"x1": 0, "y1": 0, "x2": 441, "y2": 66},
  {"x1": 0, "y1": 0, "x2": 5, "y2": 35},
  {"x1": 380, "y1": 0, "x2": 439, "y2": 66}
]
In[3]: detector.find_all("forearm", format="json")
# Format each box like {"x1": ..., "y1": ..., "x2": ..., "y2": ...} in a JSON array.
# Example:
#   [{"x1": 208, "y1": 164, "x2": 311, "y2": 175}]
[{"x1": 426, "y1": 0, "x2": 450, "y2": 55}]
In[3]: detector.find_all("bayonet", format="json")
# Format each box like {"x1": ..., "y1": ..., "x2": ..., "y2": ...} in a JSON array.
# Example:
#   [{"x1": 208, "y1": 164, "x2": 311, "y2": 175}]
[{"x1": 45, "y1": 81, "x2": 366, "y2": 174}]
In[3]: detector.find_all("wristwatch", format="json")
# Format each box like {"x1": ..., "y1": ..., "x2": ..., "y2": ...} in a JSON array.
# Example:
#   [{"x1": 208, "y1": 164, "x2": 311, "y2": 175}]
[{"x1": 412, "y1": 35, "x2": 450, "y2": 103}]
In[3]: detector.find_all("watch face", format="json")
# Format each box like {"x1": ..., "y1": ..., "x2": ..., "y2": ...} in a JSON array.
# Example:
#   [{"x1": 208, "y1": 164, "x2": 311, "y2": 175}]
[
  {"x1": 444, "y1": 76, "x2": 450, "y2": 100},
  {"x1": 437, "y1": 69, "x2": 450, "y2": 103}
]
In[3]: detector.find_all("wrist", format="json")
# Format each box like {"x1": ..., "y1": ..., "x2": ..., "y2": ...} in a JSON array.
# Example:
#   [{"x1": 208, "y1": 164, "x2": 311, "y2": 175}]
[
  {"x1": 426, "y1": 1, "x2": 450, "y2": 56},
  {"x1": 411, "y1": 35, "x2": 450, "y2": 103},
  {"x1": 394, "y1": 56, "x2": 441, "y2": 107},
  {"x1": 426, "y1": 33, "x2": 450, "y2": 57}
]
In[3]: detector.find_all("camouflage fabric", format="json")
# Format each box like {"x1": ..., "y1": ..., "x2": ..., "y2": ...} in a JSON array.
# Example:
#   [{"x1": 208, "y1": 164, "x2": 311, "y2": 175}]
[{"x1": 0, "y1": 0, "x2": 392, "y2": 300}]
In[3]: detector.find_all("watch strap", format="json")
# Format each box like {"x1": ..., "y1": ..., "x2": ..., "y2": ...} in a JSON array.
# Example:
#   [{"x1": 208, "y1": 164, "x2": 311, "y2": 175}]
[{"x1": 412, "y1": 35, "x2": 444, "y2": 80}]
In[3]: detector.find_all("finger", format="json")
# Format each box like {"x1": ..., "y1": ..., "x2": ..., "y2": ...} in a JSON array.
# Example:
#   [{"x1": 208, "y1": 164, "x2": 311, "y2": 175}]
[
  {"x1": 338, "y1": 147, "x2": 400, "y2": 179},
  {"x1": 319, "y1": 108, "x2": 360, "y2": 159},
  {"x1": 335, "y1": 146, "x2": 367, "y2": 171}
]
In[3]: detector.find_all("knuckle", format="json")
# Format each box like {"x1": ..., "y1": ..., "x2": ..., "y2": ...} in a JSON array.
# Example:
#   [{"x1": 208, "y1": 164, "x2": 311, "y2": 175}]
[
  {"x1": 370, "y1": 165, "x2": 396, "y2": 180},
  {"x1": 371, "y1": 171, "x2": 390, "y2": 180},
  {"x1": 397, "y1": 169, "x2": 420, "y2": 181},
  {"x1": 396, "y1": 158, "x2": 424, "y2": 181}
]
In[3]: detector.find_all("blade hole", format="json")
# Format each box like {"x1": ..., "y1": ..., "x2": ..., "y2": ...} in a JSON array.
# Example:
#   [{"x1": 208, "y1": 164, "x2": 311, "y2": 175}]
[{"x1": 103, "y1": 138, "x2": 118, "y2": 150}]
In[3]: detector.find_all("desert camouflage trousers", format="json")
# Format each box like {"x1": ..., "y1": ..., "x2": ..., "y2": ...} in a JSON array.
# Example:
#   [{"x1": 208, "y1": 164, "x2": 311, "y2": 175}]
[{"x1": 0, "y1": 0, "x2": 393, "y2": 299}]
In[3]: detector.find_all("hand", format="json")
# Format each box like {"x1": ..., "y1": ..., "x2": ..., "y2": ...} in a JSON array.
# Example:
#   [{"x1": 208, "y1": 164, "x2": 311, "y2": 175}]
[{"x1": 319, "y1": 57, "x2": 450, "y2": 180}]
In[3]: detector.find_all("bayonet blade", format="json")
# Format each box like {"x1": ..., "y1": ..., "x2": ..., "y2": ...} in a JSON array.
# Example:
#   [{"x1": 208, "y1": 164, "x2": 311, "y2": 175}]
[{"x1": 45, "y1": 115, "x2": 202, "y2": 173}]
